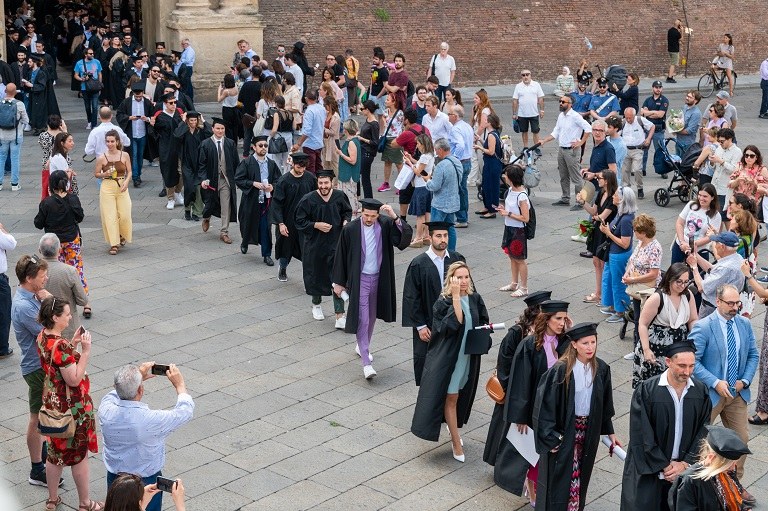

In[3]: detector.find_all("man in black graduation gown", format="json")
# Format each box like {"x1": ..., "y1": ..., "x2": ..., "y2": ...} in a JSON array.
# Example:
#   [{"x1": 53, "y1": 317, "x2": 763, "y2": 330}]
[
  {"x1": 296, "y1": 170, "x2": 353, "y2": 326},
  {"x1": 154, "y1": 78, "x2": 194, "y2": 114},
  {"x1": 174, "y1": 111, "x2": 211, "y2": 221},
  {"x1": 21, "y1": 55, "x2": 48, "y2": 133},
  {"x1": 235, "y1": 135, "x2": 281, "y2": 264},
  {"x1": 620, "y1": 341, "x2": 712, "y2": 511},
  {"x1": 149, "y1": 92, "x2": 184, "y2": 206},
  {"x1": 116, "y1": 81, "x2": 153, "y2": 187},
  {"x1": 332, "y1": 199, "x2": 412, "y2": 379},
  {"x1": 11, "y1": 49, "x2": 29, "y2": 102},
  {"x1": 271, "y1": 153, "x2": 317, "y2": 282},
  {"x1": 199, "y1": 117, "x2": 238, "y2": 244},
  {"x1": 402, "y1": 221, "x2": 465, "y2": 386}
]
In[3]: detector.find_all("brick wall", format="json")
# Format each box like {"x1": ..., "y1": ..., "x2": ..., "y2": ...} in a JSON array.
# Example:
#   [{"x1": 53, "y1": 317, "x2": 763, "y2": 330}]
[{"x1": 258, "y1": 1, "x2": 765, "y2": 88}]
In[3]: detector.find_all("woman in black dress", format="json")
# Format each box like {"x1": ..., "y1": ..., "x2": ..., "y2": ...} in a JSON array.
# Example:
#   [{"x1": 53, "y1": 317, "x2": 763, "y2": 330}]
[{"x1": 578, "y1": 170, "x2": 618, "y2": 304}]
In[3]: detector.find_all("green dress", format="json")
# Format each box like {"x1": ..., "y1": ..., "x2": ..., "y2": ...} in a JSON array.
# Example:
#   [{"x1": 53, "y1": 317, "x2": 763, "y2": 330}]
[{"x1": 447, "y1": 296, "x2": 472, "y2": 393}]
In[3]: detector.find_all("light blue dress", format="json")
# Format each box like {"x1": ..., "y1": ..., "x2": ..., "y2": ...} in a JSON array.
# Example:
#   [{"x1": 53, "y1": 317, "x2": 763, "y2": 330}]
[{"x1": 447, "y1": 296, "x2": 472, "y2": 393}]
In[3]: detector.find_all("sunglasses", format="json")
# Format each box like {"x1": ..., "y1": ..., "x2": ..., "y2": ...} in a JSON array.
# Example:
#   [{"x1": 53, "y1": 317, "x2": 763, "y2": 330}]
[
  {"x1": 521, "y1": 73, "x2": 530, "y2": 76},
  {"x1": 559, "y1": 100, "x2": 570, "y2": 104},
  {"x1": 745, "y1": 153, "x2": 757, "y2": 158},
  {"x1": 166, "y1": 100, "x2": 176, "y2": 104},
  {"x1": 255, "y1": 143, "x2": 268, "y2": 148}
]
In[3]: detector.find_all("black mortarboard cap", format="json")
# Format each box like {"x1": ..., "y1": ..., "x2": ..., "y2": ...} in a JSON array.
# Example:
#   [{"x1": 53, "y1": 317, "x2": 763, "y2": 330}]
[
  {"x1": 359, "y1": 198, "x2": 384, "y2": 212},
  {"x1": 524, "y1": 290, "x2": 552, "y2": 308},
  {"x1": 252, "y1": 135, "x2": 268, "y2": 143},
  {"x1": 211, "y1": 117, "x2": 225, "y2": 127},
  {"x1": 160, "y1": 92, "x2": 176, "y2": 102},
  {"x1": 563, "y1": 322, "x2": 598, "y2": 342},
  {"x1": 706, "y1": 426, "x2": 751, "y2": 460},
  {"x1": 130, "y1": 80, "x2": 145, "y2": 92},
  {"x1": 171, "y1": 50, "x2": 183, "y2": 58},
  {"x1": 132, "y1": 53, "x2": 144, "y2": 62},
  {"x1": 424, "y1": 221, "x2": 453, "y2": 233},
  {"x1": 293, "y1": 41, "x2": 305, "y2": 50},
  {"x1": 539, "y1": 300, "x2": 569, "y2": 314},
  {"x1": 29, "y1": 54, "x2": 44, "y2": 63},
  {"x1": 290, "y1": 152, "x2": 309, "y2": 165},
  {"x1": 665, "y1": 340, "x2": 696, "y2": 358},
  {"x1": 186, "y1": 111, "x2": 201, "y2": 118},
  {"x1": 155, "y1": 41, "x2": 166, "y2": 47},
  {"x1": 317, "y1": 169, "x2": 336, "y2": 179}
]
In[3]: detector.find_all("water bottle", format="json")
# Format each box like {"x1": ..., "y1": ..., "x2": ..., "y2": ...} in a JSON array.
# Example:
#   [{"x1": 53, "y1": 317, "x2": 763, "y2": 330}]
[{"x1": 584, "y1": 37, "x2": 593, "y2": 51}]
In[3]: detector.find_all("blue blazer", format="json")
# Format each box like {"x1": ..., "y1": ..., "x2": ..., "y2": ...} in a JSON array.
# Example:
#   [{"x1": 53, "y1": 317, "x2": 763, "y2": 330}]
[{"x1": 689, "y1": 312, "x2": 759, "y2": 406}]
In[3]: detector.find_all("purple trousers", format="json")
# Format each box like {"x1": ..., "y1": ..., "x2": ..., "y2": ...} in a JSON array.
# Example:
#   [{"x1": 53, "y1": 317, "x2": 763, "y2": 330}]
[{"x1": 357, "y1": 273, "x2": 379, "y2": 367}]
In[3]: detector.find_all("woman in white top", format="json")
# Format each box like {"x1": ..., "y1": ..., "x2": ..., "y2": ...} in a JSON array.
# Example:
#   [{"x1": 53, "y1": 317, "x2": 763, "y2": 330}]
[
  {"x1": 49, "y1": 132, "x2": 77, "y2": 195},
  {"x1": 403, "y1": 134, "x2": 435, "y2": 247},
  {"x1": 256, "y1": 78, "x2": 280, "y2": 138},
  {"x1": 496, "y1": 165, "x2": 530, "y2": 298},
  {"x1": 632, "y1": 263, "x2": 697, "y2": 388},
  {"x1": 553, "y1": 66, "x2": 575, "y2": 97},
  {"x1": 218, "y1": 73, "x2": 240, "y2": 144},
  {"x1": 672, "y1": 183, "x2": 721, "y2": 263},
  {"x1": 711, "y1": 33, "x2": 735, "y2": 96}
]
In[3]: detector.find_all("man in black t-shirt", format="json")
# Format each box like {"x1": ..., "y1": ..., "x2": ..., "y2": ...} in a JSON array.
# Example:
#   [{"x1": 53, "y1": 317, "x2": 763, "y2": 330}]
[
  {"x1": 667, "y1": 19, "x2": 683, "y2": 83},
  {"x1": 369, "y1": 46, "x2": 389, "y2": 118}
]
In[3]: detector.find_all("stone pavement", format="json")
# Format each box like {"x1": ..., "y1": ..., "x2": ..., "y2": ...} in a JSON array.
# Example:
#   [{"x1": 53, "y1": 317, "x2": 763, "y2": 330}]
[{"x1": 2, "y1": 76, "x2": 768, "y2": 511}]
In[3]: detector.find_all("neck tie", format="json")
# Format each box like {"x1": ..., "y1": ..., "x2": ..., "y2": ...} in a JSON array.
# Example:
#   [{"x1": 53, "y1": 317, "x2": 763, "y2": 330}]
[
  {"x1": 726, "y1": 319, "x2": 738, "y2": 386},
  {"x1": 217, "y1": 140, "x2": 222, "y2": 161}
]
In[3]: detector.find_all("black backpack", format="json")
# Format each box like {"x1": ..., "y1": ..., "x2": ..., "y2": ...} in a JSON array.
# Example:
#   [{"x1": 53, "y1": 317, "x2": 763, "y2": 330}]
[{"x1": 517, "y1": 192, "x2": 536, "y2": 240}]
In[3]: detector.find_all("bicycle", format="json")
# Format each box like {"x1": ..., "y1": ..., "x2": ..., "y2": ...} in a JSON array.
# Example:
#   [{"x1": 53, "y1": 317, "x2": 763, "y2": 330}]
[{"x1": 697, "y1": 66, "x2": 737, "y2": 98}]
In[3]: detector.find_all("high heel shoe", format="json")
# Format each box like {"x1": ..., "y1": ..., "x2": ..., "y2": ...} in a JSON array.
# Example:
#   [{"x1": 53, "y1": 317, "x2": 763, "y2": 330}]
[
  {"x1": 524, "y1": 479, "x2": 536, "y2": 508},
  {"x1": 445, "y1": 424, "x2": 463, "y2": 446},
  {"x1": 451, "y1": 444, "x2": 465, "y2": 463}
]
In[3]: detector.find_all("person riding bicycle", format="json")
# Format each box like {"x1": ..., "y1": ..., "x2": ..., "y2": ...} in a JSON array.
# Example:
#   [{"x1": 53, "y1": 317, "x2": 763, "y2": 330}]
[{"x1": 710, "y1": 33, "x2": 735, "y2": 96}]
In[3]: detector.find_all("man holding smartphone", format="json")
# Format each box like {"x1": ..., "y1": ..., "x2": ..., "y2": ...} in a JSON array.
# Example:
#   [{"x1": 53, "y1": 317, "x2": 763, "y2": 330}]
[{"x1": 98, "y1": 363, "x2": 194, "y2": 511}]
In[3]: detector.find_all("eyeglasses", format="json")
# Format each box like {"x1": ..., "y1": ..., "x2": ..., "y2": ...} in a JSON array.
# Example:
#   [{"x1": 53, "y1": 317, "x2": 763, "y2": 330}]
[
  {"x1": 592, "y1": 128, "x2": 605, "y2": 132},
  {"x1": 326, "y1": 57, "x2": 335, "y2": 60},
  {"x1": 745, "y1": 153, "x2": 757, "y2": 158},
  {"x1": 255, "y1": 143, "x2": 268, "y2": 148},
  {"x1": 521, "y1": 73, "x2": 530, "y2": 76},
  {"x1": 674, "y1": 278, "x2": 690, "y2": 286},
  {"x1": 718, "y1": 298, "x2": 742, "y2": 307},
  {"x1": 717, "y1": 138, "x2": 726, "y2": 143},
  {"x1": 447, "y1": 112, "x2": 457, "y2": 116}
]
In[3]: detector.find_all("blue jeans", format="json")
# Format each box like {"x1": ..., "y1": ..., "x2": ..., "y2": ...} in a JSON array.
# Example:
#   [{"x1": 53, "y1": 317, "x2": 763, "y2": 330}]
[
  {"x1": 0, "y1": 136, "x2": 21, "y2": 185},
  {"x1": 651, "y1": 132, "x2": 666, "y2": 175},
  {"x1": 601, "y1": 249, "x2": 632, "y2": 313},
  {"x1": 456, "y1": 160, "x2": 470, "y2": 223},
  {"x1": 761, "y1": 78, "x2": 768, "y2": 115},
  {"x1": 107, "y1": 471, "x2": 162, "y2": 511},
  {"x1": 430, "y1": 208, "x2": 456, "y2": 251},
  {"x1": 436, "y1": 84, "x2": 450, "y2": 103},
  {"x1": 83, "y1": 90, "x2": 99, "y2": 126},
  {"x1": 130, "y1": 136, "x2": 146, "y2": 180}
]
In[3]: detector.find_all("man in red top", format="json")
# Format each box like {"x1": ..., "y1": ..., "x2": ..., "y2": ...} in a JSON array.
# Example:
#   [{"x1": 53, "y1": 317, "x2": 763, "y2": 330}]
[
  {"x1": 392, "y1": 109, "x2": 430, "y2": 218},
  {"x1": 385, "y1": 53, "x2": 409, "y2": 110}
]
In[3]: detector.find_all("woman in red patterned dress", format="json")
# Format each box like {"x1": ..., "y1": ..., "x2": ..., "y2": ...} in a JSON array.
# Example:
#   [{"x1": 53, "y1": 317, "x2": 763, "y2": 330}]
[{"x1": 36, "y1": 296, "x2": 102, "y2": 511}]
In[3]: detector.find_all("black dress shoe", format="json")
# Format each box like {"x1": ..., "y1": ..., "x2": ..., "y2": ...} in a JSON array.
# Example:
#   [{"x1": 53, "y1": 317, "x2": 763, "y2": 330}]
[
  {"x1": 133, "y1": 180, "x2": 142, "y2": 188},
  {"x1": 240, "y1": 244, "x2": 248, "y2": 254},
  {"x1": 580, "y1": 251, "x2": 593, "y2": 258},
  {"x1": 184, "y1": 210, "x2": 192, "y2": 221},
  {"x1": 264, "y1": 256, "x2": 274, "y2": 266},
  {"x1": 0, "y1": 348, "x2": 13, "y2": 359},
  {"x1": 191, "y1": 214, "x2": 200, "y2": 221},
  {"x1": 158, "y1": 188, "x2": 167, "y2": 197}
]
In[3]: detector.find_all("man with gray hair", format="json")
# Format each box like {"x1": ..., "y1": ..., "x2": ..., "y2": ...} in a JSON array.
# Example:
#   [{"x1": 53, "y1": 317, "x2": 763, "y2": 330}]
[
  {"x1": 448, "y1": 104, "x2": 474, "y2": 228},
  {"x1": 39, "y1": 233, "x2": 89, "y2": 338},
  {"x1": 423, "y1": 138, "x2": 461, "y2": 250},
  {"x1": 98, "y1": 363, "x2": 194, "y2": 511},
  {"x1": 686, "y1": 231, "x2": 745, "y2": 318}
]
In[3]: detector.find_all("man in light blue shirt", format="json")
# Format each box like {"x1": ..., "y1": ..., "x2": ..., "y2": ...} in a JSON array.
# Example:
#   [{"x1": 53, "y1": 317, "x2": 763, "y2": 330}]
[
  {"x1": 606, "y1": 116, "x2": 627, "y2": 183},
  {"x1": 180, "y1": 38, "x2": 196, "y2": 100},
  {"x1": 448, "y1": 105, "x2": 474, "y2": 227},
  {"x1": 424, "y1": 138, "x2": 461, "y2": 251},
  {"x1": 676, "y1": 90, "x2": 702, "y2": 156},
  {"x1": 291, "y1": 90, "x2": 325, "y2": 174},
  {"x1": 98, "y1": 363, "x2": 194, "y2": 511}
]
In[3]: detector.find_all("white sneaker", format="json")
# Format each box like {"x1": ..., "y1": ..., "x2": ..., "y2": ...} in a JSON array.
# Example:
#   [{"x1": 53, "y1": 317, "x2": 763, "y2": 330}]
[
  {"x1": 166, "y1": 199, "x2": 175, "y2": 210},
  {"x1": 0, "y1": 184, "x2": 3, "y2": 191},
  {"x1": 335, "y1": 316, "x2": 346, "y2": 329},
  {"x1": 86, "y1": 122, "x2": 92, "y2": 130},
  {"x1": 623, "y1": 352, "x2": 635, "y2": 360},
  {"x1": 174, "y1": 192, "x2": 184, "y2": 206},
  {"x1": 355, "y1": 344, "x2": 373, "y2": 362},
  {"x1": 11, "y1": 184, "x2": 19, "y2": 191},
  {"x1": 571, "y1": 234, "x2": 587, "y2": 243},
  {"x1": 363, "y1": 365, "x2": 377, "y2": 380},
  {"x1": 312, "y1": 305, "x2": 325, "y2": 320}
]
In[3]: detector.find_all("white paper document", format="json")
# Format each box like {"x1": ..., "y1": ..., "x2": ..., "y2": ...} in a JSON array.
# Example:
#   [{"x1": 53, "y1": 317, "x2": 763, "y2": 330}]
[{"x1": 506, "y1": 425, "x2": 539, "y2": 466}]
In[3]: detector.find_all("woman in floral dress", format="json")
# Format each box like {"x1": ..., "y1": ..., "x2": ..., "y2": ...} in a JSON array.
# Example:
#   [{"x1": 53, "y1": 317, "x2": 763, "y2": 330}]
[
  {"x1": 36, "y1": 296, "x2": 101, "y2": 511},
  {"x1": 38, "y1": 115, "x2": 68, "y2": 200}
]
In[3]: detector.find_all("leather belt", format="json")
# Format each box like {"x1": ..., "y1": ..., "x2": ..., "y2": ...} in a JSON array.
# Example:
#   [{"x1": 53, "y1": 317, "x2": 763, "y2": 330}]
[{"x1": 627, "y1": 145, "x2": 644, "y2": 150}]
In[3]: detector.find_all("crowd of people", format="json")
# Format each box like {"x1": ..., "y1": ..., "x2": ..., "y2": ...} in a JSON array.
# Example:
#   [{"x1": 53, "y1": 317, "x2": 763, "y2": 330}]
[{"x1": 2, "y1": 4, "x2": 768, "y2": 511}]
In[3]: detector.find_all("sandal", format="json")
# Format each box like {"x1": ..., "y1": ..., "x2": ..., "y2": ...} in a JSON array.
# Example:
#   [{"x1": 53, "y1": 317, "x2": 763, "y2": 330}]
[
  {"x1": 45, "y1": 496, "x2": 62, "y2": 510},
  {"x1": 583, "y1": 293, "x2": 600, "y2": 303},
  {"x1": 499, "y1": 283, "x2": 518, "y2": 292},
  {"x1": 409, "y1": 238, "x2": 424, "y2": 249},
  {"x1": 79, "y1": 501, "x2": 104, "y2": 511},
  {"x1": 119, "y1": 236, "x2": 126, "y2": 247},
  {"x1": 83, "y1": 306, "x2": 92, "y2": 319},
  {"x1": 109, "y1": 246, "x2": 119, "y2": 255},
  {"x1": 748, "y1": 413, "x2": 768, "y2": 425},
  {"x1": 510, "y1": 287, "x2": 528, "y2": 298}
]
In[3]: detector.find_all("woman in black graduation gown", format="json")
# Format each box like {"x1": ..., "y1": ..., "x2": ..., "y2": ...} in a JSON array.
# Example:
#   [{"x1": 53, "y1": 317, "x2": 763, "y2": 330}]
[
  {"x1": 532, "y1": 322, "x2": 621, "y2": 511},
  {"x1": 670, "y1": 426, "x2": 751, "y2": 511},
  {"x1": 493, "y1": 299, "x2": 570, "y2": 506},
  {"x1": 483, "y1": 291, "x2": 550, "y2": 466},
  {"x1": 411, "y1": 261, "x2": 489, "y2": 463},
  {"x1": 173, "y1": 111, "x2": 212, "y2": 220}
]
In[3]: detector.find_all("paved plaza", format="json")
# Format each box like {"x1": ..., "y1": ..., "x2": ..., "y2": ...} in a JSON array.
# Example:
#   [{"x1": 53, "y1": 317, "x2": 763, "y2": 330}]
[{"x1": 2, "y1": 75, "x2": 768, "y2": 510}]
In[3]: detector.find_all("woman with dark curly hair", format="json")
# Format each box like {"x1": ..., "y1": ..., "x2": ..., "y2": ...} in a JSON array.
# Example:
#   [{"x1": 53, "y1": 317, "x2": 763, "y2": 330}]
[{"x1": 36, "y1": 296, "x2": 101, "y2": 511}]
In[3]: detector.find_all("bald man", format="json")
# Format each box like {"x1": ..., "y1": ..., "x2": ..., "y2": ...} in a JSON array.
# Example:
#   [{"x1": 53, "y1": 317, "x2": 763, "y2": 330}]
[{"x1": 0, "y1": 83, "x2": 29, "y2": 191}]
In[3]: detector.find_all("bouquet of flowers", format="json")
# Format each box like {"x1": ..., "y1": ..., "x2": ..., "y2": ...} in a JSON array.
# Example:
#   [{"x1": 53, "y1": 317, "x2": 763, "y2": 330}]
[
  {"x1": 577, "y1": 219, "x2": 594, "y2": 237},
  {"x1": 666, "y1": 108, "x2": 684, "y2": 133}
]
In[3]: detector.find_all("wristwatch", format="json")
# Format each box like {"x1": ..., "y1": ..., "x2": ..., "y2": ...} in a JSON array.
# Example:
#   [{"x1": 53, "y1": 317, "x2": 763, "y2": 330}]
[{"x1": 741, "y1": 379, "x2": 750, "y2": 389}]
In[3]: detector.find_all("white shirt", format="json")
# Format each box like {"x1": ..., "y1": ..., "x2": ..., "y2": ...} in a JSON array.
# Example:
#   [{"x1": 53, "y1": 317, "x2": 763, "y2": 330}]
[
  {"x1": 285, "y1": 64, "x2": 304, "y2": 96},
  {"x1": 130, "y1": 96, "x2": 146, "y2": 138},
  {"x1": 550, "y1": 108, "x2": 592, "y2": 147},
  {"x1": 513, "y1": 81, "x2": 544, "y2": 117},
  {"x1": 422, "y1": 111, "x2": 452, "y2": 143},
  {"x1": 425, "y1": 246, "x2": 451, "y2": 286},
  {"x1": 573, "y1": 361, "x2": 594, "y2": 416},
  {"x1": 362, "y1": 224, "x2": 378, "y2": 274},
  {"x1": 504, "y1": 189, "x2": 528, "y2": 228},
  {"x1": 98, "y1": 390, "x2": 194, "y2": 477},
  {"x1": 430, "y1": 54, "x2": 456, "y2": 86},
  {"x1": 413, "y1": 153, "x2": 435, "y2": 187},
  {"x1": 621, "y1": 117, "x2": 654, "y2": 147},
  {"x1": 0, "y1": 230, "x2": 17, "y2": 273},
  {"x1": 658, "y1": 369, "x2": 694, "y2": 461},
  {"x1": 85, "y1": 121, "x2": 130, "y2": 156}
]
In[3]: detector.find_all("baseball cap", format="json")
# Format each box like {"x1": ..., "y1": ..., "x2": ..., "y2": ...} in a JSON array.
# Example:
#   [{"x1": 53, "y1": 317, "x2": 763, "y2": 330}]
[
  {"x1": 709, "y1": 231, "x2": 739, "y2": 247},
  {"x1": 716, "y1": 90, "x2": 731, "y2": 99},
  {"x1": 652, "y1": 80, "x2": 663, "y2": 88}
]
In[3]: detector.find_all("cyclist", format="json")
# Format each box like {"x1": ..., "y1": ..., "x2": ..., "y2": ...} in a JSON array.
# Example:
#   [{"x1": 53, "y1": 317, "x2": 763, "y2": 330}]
[{"x1": 710, "y1": 33, "x2": 735, "y2": 96}]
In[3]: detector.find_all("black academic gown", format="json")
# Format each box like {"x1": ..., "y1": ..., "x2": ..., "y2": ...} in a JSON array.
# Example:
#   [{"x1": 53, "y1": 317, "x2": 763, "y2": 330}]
[
  {"x1": 332, "y1": 217, "x2": 413, "y2": 334},
  {"x1": 295, "y1": 190, "x2": 353, "y2": 296},
  {"x1": 175, "y1": 121, "x2": 212, "y2": 206},
  {"x1": 620, "y1": 374, "x2": 712, "y2": 511},
  {"x1": 110, "y1": 55, "x2": 127, "y2": 107},
  {"x1": 668, "y1": 464, "x2": 730, "y2": 511},
  {"x1": 533, "y1": 359, "x2": 616, "y2": 511},
  {"x1": 402, "y1": 250, "x2": 465, "y2": 386},
  {"x1": 150, "y1": 109, "x2": 183, "y2": 188},
  {"x1": 271, "y1": 171, "x2": 317, "y2": 261},
  {"x1": 0, "y1": 60, "x2": 14, "y2": 88},
  {"x1": 25, "y1": 67, "x2": 48, "y2": 129},
  {"x1": 199, "y1": 136, "x2": 238, "y2": 221},
  {"x1": 235, "y1": 156, "x2": 281, "y2": 246},
  {"x1": 116, "y1": 96, "x2": 153, "y2": 139},
  {"x1": 410, "y1": 293, "x2": 489, "y2": 441}
]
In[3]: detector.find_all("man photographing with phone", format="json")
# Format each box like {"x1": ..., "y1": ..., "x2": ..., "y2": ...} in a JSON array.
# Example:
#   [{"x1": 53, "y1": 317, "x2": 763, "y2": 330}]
[{"x1": 98, "y1": 363, "x2": 194, "y2": 511}]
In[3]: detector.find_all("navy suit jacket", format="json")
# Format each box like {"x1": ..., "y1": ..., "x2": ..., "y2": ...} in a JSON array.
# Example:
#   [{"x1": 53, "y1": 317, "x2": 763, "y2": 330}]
[{"x1": 689, "y1": 312, "x2": 759, "y2": 406}]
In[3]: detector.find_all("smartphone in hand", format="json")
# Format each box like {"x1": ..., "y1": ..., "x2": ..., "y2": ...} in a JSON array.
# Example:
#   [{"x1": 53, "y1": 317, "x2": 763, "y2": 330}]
[
  {"x1": 75, "y1": 325, "x2": 86, "y2": 338},
  {"x1": 155, "y1": 476, "x2": 175, "y2": 492},
  {"x1": 151, "y1": 364, "x2": 170, "y2": 376},
  {"x1": 334, "y1": 139, "x2": 341, "y2": 150},
  {"x1": 420, "y1": 170, "x2": 429, "y2": 177}
]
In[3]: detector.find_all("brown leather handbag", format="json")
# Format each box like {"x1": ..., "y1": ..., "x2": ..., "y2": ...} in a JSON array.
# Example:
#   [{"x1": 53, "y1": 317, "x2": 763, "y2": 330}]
[{"x1": 486, "y1": 369, "x2": 505, "y2": 404}]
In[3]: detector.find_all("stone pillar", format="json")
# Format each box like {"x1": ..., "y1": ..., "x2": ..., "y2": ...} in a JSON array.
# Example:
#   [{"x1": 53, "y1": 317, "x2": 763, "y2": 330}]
[{"x1": 164, "y1": 0, "x2": 265, "y2": 100}]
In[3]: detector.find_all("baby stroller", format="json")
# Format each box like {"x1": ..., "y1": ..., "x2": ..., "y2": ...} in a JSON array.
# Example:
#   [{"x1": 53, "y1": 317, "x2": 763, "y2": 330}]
[
  {"x1": 476, "y1": 143, "x2": 541, "y2": 201},
  {"x1": 653, "y1": 139, "x2": 702, "y2": 207}
]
